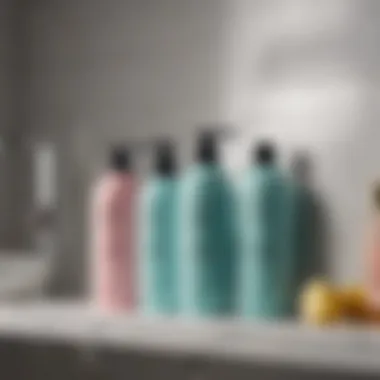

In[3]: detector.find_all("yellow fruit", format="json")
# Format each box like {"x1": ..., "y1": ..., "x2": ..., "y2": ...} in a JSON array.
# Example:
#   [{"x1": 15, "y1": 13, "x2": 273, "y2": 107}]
[
  {"x1": 340, "y1": 285, "x2": 369, "y2": 321},
  {"x1": 299, "y1": 280, "x2": 343, "y2": 326}
]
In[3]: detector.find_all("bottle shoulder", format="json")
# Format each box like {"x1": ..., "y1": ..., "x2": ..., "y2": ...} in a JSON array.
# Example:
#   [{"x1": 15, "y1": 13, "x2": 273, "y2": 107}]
[
  {"x1": 93, "y1": 173, "x2": 136, "y2": 205},
  {"x1": 240, "y1": 167, "x2": 283, "y2": 187},
  {"x1": 180, "y1": 167, "x2": 234, "y2": 213},
  {"x1": 140, "y1": 177, "x2": 178, "y2": 205},
  {"x1": 183, "y1": 164, "x2": 230, "y2": 186}
]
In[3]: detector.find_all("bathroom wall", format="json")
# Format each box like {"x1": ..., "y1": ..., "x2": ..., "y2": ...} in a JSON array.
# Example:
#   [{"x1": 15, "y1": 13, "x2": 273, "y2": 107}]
[
  {"x1": 0, "y1": 0, "x2": 11, "y2": 245},
  {"x1": 0, "y1": 0, "x2": 11, "y2": 136},
  {"x1": 27, "y1": 0, "x2": 230, "y2": 295},
  {"x1": 0, "y1": 0, "x2": 31, "y2": 248},
  {"x1": 26, "y1": 0, "x2": 380, "y2": 294},
  {"x1": 224, "y1": 0, "x2": 380, "y2": 284}
]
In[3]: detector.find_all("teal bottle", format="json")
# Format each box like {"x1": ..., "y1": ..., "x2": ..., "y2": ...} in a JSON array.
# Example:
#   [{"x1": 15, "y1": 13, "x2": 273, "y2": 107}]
[
  {"x1": 291, "y1": 154, "x2": 318, "y2": 291},
  {"x1": 140, "y1": 140, "x2": 179, "y2": 315},
  {"x1": 239, "y1": 143, "x2": 297, "y2": 319},
  {"x1": 180, "y1": 129, "x2": 236, "y2": 316}
]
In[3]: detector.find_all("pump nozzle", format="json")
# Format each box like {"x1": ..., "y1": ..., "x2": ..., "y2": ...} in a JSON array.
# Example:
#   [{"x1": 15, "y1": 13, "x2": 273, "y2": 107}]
[
  {"x1": 195, "y1": 123, "x2": 235, "y2": 163},
  {"x1": 108, "y1": 140, "x2": 148, "y2": 172},
  {"x1": 109, "y1": 144, "x2": 131, "y2": 171},
  {"x1": 253, "y1": 141, "x2": 276, "y2": 165},
  {"x1": 154, "y1": 139, "x2": 176, "y2": 175}
]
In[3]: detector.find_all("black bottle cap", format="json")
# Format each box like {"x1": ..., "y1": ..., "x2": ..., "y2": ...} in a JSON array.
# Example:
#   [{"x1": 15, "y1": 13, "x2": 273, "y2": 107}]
[
  {"x1": 109, "y1": 145, "x2": 131, "y2": 172},
  {"x1": 254, "y1": 141, "x2": 276, "y2": 165},
  {"x1": 373, "y1": 182, "x2": 380, "y2": 210},
  {"x1": 197, "y1": 130, "x2": 217, "y2": 163},
  {"x1": 155, "y1": 140, "x2": 176, "y2": 175},
  {"x1": 194, "y1": 124, "x2": 236, "y2": 163}
]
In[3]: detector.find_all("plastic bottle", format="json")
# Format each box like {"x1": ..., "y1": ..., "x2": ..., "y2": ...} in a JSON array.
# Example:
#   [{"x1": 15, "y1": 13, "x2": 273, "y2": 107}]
[
  {"x1": 238, "y1": 142, "x2": 296, "y2": 319},
  {"x1": 139, "y1": 140, "x2": 179, "y2": 315},
  {"x1": 366, "y1": 183, "x2": 380, "y2": 315},
  {"x1": 291, "y1": 153, "x2": 318, "y2": 294},
  {"x1": 90, "y1": 145, "x2": 137, "y2": 313},
  {"x1": 180, "y1": 128, "x2": 236, "y2": 316}
]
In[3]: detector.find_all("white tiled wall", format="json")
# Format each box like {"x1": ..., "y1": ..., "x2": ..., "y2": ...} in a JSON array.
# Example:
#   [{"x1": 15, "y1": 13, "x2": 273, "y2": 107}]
[
  {"x1": 21, "y1": 0, "x2": 380, "y2": 293},
  {"x1": 224, "y1": 0, "x2": 380, "y2": 283},
  {"x1": 28, "y1": 0, "x2": 229, "y2": 294}
]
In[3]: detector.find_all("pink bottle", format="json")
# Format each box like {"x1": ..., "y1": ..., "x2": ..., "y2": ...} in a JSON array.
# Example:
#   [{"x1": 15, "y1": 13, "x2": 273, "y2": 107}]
[
  {"x1": 90, "y1": 146, "x2": 137, "y2": 313},
  {"x1": 367, "y1": 183, "x2": 380, "y2": 312}
]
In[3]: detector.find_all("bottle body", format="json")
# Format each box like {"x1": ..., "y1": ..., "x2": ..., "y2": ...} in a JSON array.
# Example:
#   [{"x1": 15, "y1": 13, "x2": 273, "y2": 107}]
[
  {"x1": 91, "y1": 173, "x2": 136, "y2": 312},
  {"x1": 367, "y1": 214, "x2": 380, "y2": 312},
  {"x1": 239, "y1": 166, "x2": 296, "y2": 319},
  {"x1": 140, "y1": 177, "x2": 179, "y2": 314},
  {"x1": 293, "y1": 183, "x2": 314, "y2": 289},
  {"x1": 180, "y1": 164, "x2": 236, "y2": 316}
]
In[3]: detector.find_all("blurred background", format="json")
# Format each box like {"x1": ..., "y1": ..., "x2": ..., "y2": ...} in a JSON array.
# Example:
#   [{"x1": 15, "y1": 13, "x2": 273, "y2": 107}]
[{"x1": 0, "y1": 0, "x2": 379, "y2": 300}]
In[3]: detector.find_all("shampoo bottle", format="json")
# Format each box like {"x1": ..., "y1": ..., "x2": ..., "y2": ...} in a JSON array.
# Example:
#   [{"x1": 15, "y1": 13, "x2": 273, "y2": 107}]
[
  {"x1": 366, "y1": 183, "x2": 380, "y2": 315},
  {"x1": 139, "y1": 140, "x2": 179, "y2": 315},
  {"x1": 90, "y1": 145, "x2": 137, "y2": 313},
  {"x1": 291, "y1": 154, "x2": 317, "y2": 292},
  {"x1": 239, "y1": 142, "x2": 296, "y2": 319},
  {"x1": 180, "y1": 128, "x2": 236, "y2": 316}
]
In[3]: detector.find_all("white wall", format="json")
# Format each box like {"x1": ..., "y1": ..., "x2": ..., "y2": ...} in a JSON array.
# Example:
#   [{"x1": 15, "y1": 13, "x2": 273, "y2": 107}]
[
  {"x1": 27, "y1": 0, "x2": 380, "y2": 294},
  {"x1": 225, "y1": 0, "x2": 380, "y2": 283},
  {"x1": 28, "y1": 0, "x2": 230, "y2": 294},
  {"x1": 0, "y1": 0, "x2": 10, "y2": 133},
  {"x1": 0, "y1": 0, "x2": 11, "y2": 245},
  {"x1": 0, "y1": 0, "x2": 30, "y2": 248}
]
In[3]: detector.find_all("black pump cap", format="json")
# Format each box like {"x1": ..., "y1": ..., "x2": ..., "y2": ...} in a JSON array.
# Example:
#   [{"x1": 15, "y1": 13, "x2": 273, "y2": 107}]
[
  {"x1": 197, "y1": 130, "x2": 217, "y2": 163},
  {"x1": 155, "y1": 140, "x2": 176, "y2": 175},
  {"x1": 194, "y1": 124, "x2": 236, "y2": 163},
  {"x1": 109, "y1": 145, "x2": 131, "y2": 171},
  {"x1": 254, "y1": 141, "x2": 276, "y2": 165},
  {"x1": 196, "y1": 127, "x2": 227, "y2": 163}
]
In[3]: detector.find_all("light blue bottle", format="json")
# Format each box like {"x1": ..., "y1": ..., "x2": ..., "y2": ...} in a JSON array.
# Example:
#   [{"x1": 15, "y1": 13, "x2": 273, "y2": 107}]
[
  {"x1": 239, "y1": 142, "x2": 297, "y2": 319},
  {"x1": 140, "y1": 140, "x2": 179, "y2": 315},
  {"x1": 180, "y1": 129, "x2": 236, "y2": 316}
]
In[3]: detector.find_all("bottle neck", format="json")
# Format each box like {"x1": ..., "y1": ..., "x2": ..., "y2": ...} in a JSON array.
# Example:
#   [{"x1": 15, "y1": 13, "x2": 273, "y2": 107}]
[
  {"x1": 372, "y1": 187, "x2": 380, "y2": 212},
  {"x1": 196, "y1": 139, "x2": 218, "y2": 163},
  {"x1": 255, "y1": 162, "x2": 276, "y2": 170},
  {"x1": 109, "y1": 167, "x2": 132, "y2": 176},
  {"x1": 155, "y1": 170, "x2": 176, "y2": 178},
  {"x1": 155, "y1": 158, "x2": 176, "y2": 176},
  {"x1": 196, "y1": 160, "x2": 219, "y2": 169}
]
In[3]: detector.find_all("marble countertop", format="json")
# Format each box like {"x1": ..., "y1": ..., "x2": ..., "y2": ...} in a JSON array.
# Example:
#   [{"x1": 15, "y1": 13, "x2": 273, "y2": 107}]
[{"x1": 0, "y1": 302, "x2": 378, "y2": 375}]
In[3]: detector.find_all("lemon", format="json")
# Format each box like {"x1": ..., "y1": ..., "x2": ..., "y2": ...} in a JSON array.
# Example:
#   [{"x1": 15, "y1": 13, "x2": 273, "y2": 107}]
[
  {"x1": 340, "y1": 285, "x2": 369, "y2": 321},
  {"x1": 299, "y1": 280, "x2": 343, "y2": 326}
]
